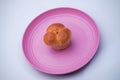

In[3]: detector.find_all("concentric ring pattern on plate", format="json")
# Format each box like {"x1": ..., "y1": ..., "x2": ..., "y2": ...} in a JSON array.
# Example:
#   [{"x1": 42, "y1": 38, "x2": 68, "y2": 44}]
[{"x1": 22, "y1": 8, "x2": 100, "y2": 74}]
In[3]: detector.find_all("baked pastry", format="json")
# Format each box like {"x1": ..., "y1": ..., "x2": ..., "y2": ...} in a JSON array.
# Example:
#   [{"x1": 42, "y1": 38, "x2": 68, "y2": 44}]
[{"x1": 44, "y1": 23, "x2": 71, "y2": 50}]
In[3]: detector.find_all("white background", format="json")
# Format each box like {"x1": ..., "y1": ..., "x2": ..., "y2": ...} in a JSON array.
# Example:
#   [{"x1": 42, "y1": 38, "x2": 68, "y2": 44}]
[{"x1": 0, "y1": 0, "x2": 120, "y2": 80}]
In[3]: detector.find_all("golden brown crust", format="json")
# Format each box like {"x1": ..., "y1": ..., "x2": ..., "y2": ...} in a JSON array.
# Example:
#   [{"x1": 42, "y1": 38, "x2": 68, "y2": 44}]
[
  {"x1": 57, "y1": 28, "x2": 71, "y2": 44},
  {"x1": 43, "y1": 23, "x2": 71, "y2": 49},
  {"x1": 47, "y1": 23, "x2": 65, "y2": 33},
  {"x1": 44, "y1": 32, "x2": 56, "y2": 45}
]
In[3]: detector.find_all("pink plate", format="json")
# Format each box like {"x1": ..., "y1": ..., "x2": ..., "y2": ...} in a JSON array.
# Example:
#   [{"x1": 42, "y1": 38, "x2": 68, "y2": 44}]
[{"x1": 22, "y1": 8, "x2": 100, "y2": 74}]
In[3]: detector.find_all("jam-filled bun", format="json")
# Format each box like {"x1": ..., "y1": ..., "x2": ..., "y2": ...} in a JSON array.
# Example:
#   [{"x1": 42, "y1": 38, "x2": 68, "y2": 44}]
[{"x1": 44, "y1": 23, "x2": 71, "y2": 50}]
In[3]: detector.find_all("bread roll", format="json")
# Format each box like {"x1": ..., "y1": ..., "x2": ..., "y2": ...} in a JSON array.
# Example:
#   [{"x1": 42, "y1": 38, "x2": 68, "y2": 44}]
[{"x1": 44, "y1": 23, "x2": 71, "y2": 50}]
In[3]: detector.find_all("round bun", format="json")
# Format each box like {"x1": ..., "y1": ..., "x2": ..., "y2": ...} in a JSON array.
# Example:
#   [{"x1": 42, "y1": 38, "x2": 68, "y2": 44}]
[{"x1": 44, "y1": 23, "x2": 71, "y2": 49}]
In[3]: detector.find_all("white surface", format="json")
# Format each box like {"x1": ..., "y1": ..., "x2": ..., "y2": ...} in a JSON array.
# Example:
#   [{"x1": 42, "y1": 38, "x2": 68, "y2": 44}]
[{"x1": 0, "y1": 0, "x2": 120, "y2": 80}]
